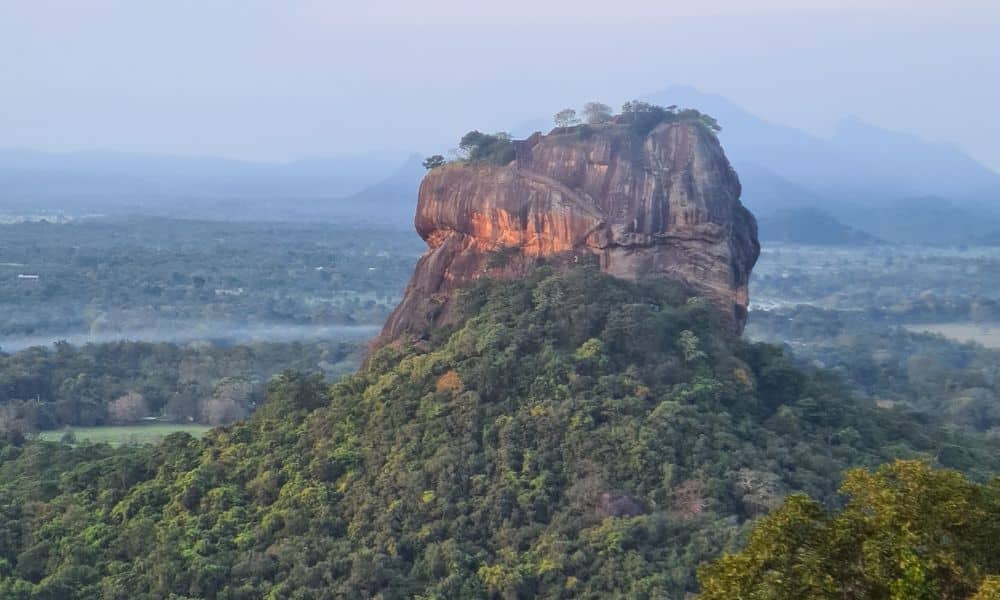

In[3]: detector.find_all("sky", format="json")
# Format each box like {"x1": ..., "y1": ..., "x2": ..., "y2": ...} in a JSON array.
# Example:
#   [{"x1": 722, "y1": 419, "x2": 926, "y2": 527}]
[{"x1": 2, "y1": 0, "x2": 999, "y2": 169}]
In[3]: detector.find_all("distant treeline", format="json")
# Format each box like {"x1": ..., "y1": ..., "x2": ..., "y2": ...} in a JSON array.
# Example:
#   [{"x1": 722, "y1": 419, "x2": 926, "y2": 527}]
[
  {"x1": 749, "y1": 306, "x2": 1000, "y2": 434},
  {"x1": 0, "y1": 218, "x2": 422, "y2": 342},
  {"x1": 0, "y1": 339, "x2": 363, "y2": 432}
]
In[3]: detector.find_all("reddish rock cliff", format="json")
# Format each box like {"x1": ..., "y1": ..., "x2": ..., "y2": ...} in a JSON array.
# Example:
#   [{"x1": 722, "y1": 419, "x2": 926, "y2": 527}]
[{"x1": 379, "y1": 120, "x2": 759, "y2": 346}]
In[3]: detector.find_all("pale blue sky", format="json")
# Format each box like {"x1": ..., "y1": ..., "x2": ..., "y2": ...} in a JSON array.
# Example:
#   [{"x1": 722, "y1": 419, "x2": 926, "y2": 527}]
[{"x1": 2, "y1": 1, "x2": 999, "y2": 168}]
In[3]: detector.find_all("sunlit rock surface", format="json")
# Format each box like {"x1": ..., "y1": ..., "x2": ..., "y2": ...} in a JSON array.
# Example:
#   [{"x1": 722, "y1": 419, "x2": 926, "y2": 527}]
[{"x1": 379, "y1": 120, "x2": 760, "y2": 346}]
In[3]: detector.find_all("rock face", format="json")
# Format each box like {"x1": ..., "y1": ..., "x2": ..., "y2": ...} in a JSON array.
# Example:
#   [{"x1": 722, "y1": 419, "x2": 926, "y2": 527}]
[{"x1": 379, "y1": 120, "x2": 760, "y2": 346}]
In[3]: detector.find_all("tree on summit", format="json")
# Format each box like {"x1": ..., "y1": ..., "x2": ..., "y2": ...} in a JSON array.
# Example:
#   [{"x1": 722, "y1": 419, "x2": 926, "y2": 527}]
[
  {"x1": 553, "y1": 108, "x2": 580, "y2": 127},
  {"x1": 582, "y1": 101, "x2": 613, "y2": 124},
  {"x1": 422, "y1": 154, "x2": 446, "y2": 170},
  {"x1": 457, "y1": 130, "x2": 515, "y2": 165}
]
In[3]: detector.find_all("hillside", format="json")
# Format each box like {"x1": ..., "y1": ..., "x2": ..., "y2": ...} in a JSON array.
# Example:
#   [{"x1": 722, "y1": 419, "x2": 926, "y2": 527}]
[
  {"x1": 836, "y1": 196, "x2": 1000, "y2": 246},
  {"x1": 0, "y1": 148, "x2": 416, "y2": 223},
  {"x1": 0, "y1": 265, "x2": 995, "y2": 598},
  {"x1": 757, "y1": 207, "x2": 881, "y2": 245}
]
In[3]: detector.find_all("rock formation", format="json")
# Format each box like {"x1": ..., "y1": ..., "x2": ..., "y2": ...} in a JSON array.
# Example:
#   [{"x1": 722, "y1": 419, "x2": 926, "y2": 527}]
[{"x1": 379, "y1": 119, "x2": 759, "y2": 346}]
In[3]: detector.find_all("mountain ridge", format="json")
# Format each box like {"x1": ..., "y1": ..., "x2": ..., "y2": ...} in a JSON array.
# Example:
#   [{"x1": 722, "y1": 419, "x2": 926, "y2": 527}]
[{"x1": 646, "y1": 85, "x2": 1000, "y2": 216}]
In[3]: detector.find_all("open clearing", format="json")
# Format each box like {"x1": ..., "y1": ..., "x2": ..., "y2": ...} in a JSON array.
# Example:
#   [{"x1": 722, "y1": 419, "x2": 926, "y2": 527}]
[{"x1": 38, "y1": 424, "x2": 213, "y2": 445}]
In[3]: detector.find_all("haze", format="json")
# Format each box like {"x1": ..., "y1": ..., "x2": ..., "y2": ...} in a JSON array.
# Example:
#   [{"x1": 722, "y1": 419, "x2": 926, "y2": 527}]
[{"x1": 2, "y1": 0, "x2": 999, "y2": 169}]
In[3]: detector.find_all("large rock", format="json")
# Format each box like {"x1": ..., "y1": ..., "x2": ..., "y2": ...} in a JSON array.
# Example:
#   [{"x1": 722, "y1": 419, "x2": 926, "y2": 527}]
[{"x1": 379, "y1": 120, "x2": 759, "y2": 346}]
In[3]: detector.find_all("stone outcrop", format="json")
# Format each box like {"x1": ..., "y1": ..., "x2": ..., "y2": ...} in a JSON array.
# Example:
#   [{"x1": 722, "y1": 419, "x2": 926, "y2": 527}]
[{"x1": 379, "y1": 119, "x2": 759, "y2": 346}]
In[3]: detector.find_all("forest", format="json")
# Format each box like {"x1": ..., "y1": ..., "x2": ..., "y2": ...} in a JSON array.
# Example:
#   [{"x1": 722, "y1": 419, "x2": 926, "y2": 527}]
[
  {"x1": 0, "y1": 217, "x2": 417, "y2": 434},
  {"x1": 0, "y1": 339, "x2": 363, "y2": 432},
  {"x1": 748, "y1": 244, "x2": 1000, "y2": 437},
  {"x1": 1, "y1": 216, "x2": 999, "y2": 598},
  {"x1": 0, "y1": 265, "x2": 996, "y2": 598},
  {"x1": 0, "y1": 217, "x2": 420, "y2": 349}
]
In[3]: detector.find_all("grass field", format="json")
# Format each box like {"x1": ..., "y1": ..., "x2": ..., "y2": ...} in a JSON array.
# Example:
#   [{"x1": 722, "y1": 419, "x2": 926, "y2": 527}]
[
  {"x1": 38, "y1": 423, "x2": 213, "y2": 446},
  {"x1": 904, "y1": 322, "x2": 1000, "y2": 349}
]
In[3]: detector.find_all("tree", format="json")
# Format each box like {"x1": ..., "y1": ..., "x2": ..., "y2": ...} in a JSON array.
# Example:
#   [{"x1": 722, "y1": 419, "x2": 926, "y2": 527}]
[
  {"x1": 697, "y1": 460, "x2": 1000, "y2": 599},
  {"x1": 108, "y1": 391, "x2": 149, "y2": 424},
  {"x1": 553, "y1": 108, "x2": 580, "y2": 128},
  {"x1": 582, "y1": 102, "x2": 612, "y2": 124},
  {"x1": 734, "y1": 468, "x2": 782, "y2": 515},
  {"x1": 619, "y1": 100, "x2": 673, "y2": 134},
  {"x1": 673, "y1": 478, "x2": 707, "y2": 519},
  {"x1": 677, "y1": 330, "x2": 707, "y2": 363},
  {"x1": 457, "y1": 131, "x2": 515, "y2": 165},
  {"x1": 201, "y1": 378, "x2": 253, "y2": 425},
  {"x1": 422, "y1": 155, "x2": 446, "y2": 170}
]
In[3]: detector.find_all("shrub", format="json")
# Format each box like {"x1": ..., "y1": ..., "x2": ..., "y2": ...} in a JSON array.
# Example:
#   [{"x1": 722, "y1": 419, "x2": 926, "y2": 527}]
[
  {"x1": 458, "y1": 131, "x2": 516, "y2": 166},
  {"x1": 422, "y1": 155, "x2": 446, "y2": 170}
]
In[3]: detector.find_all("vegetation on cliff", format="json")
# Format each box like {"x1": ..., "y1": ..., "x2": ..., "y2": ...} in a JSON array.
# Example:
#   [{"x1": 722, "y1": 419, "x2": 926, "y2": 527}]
[
  {"x1": 457, "y1": 130, "x2": 516, "y2": 166},
  {"x1": 552, "y1": 100, "x2": 721, "y2": 136},
  {"x1": 0, "y1": 265, "x2": 995, "y2": 598},
  {"x1": 429, "y1": 101, "x2": 725, "y2": 171}
]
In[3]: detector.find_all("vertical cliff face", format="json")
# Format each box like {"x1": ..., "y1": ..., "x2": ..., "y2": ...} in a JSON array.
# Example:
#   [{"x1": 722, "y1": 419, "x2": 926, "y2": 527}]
[{"x1": 379, "y1": 120, "x2": 760, "y2": 346}]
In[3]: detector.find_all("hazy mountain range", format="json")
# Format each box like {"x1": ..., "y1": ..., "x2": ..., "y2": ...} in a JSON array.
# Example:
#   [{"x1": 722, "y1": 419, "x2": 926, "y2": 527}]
[
  {"x1": 3, "y1": 86, "x2": 1000, "y2": 242},
  {"x1": 647, "y1": 86, "x2": 1000, "y2": 244},
  {"x1": 0, "y1": 148, "x2": 417, "y2": 221}
]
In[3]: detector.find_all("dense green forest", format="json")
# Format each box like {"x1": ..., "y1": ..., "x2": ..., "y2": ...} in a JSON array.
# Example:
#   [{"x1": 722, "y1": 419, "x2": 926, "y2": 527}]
[
  {"x1": 0, "y1": 265, "x2": 995, "y2": 598},
  {"x1": 0, "y1": 339, "x2": 363, "y2": 432},
  {"x1": 748, "y1": 243, "x2": 1000, "y2": 437},
  {"x1": 749, "y1": 306, "x2": 1000, "y2": 434}
]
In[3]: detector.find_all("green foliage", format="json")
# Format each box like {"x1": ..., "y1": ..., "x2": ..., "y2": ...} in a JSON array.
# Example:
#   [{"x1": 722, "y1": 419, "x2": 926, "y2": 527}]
[
  {"x1": 0, "y1": 267, "x2": 993, "y2": 598},
  {"x1": 749, "y1": 244, "x2": 1000, "y2": 437},
  {"x1": 485, "y1": 245, "x2": 520, "y2": 269},
  {"x1": 0, "y1": 339, "x2": 360, "y2": 431},
  {"x1": 697, "y1": 460, "x2": 1000, "y2": 599},
  {"x1": 620, "y1": 100, "x2": 722, "y2": 136},
  {"x1": 582, "y1": 101, "x2": 613, "y2": 125},
  {"x1": 553, "y1": 109, "x2": 580, "y2": 128},
  {"x1": 458, "y1": 130, "x2": 516, "y2": 166},
  {"x1": 422, "y1": 154, "x2": 446, "y2": 170},
  {"x1": 971, "y1": 577, "x2": 1000, "y2": 599},
  {"x1": 749, "y1": 304, "x2": 1000, "y2": 435}
]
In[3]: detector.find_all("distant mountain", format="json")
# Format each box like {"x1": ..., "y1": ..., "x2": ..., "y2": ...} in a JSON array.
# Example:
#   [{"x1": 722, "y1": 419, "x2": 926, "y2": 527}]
[
  {"x1": 645, "y1": 86, "x2": 1000, "y2": 213},
  {"x1": 0, "y1": 148, "x2": 412, "y2": 214},
  {"x1": 836, "y1": 196, "x2": 1000, "y2": 246},
  {"x1": 332, "y1": 154, "x2": 426, "y2": 227},
  {"x1": 829, "y1": 117, "x2": 1000, "y2": 201},
  {"x1": 757, "y1": 207, "x2": 881, "y2": 245},
  {"x1": 733, "y1": 163, "x2": 829, "y2": 215}
]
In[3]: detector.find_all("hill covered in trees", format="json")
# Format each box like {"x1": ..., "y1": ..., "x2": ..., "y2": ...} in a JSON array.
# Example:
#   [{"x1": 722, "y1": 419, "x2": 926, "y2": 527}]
[{"x1": 0, "y1": 265, "x2": 995, "y2": 598}]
